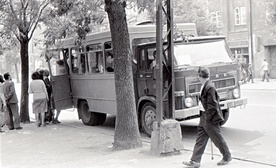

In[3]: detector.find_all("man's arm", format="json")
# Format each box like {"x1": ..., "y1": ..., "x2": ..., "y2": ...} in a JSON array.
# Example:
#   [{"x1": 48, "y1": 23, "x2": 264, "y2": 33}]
[
  {"x1": 6, "y1": 82, "x2": 15, "y2": 102},
  {"x1": 206, "y1": 86, "x2": 219, "y2": 121}
]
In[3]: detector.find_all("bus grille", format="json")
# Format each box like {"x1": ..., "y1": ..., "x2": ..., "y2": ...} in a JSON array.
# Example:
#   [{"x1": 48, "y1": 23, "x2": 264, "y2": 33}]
[{"x1": 188, "y1": 78, "x2": 235, "y2": 94}]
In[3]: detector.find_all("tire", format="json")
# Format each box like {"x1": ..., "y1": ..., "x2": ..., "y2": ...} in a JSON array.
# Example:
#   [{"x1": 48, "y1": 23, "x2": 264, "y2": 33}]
[
  {"x1": 221, "y1": 109, "x2": 230, "y2": 126},
  {"x1": 140, "y1": 102, "x2": 156, "y2": 137},
  {"x1": 78, "y1": 101, "x2": 98, "y2": 126},
  {"x1": 97, "y1": 113, "x2": 107, "y2": 125}
]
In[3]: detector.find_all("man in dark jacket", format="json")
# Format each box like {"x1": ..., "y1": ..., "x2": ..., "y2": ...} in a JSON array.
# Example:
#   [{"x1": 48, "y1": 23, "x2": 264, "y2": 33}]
[
  {"x1": 2, "y1": 73, "x2": 22, "y2": 130},
  {"x1": 183, "y1": 67, "x2": 231, "y2": 168}
]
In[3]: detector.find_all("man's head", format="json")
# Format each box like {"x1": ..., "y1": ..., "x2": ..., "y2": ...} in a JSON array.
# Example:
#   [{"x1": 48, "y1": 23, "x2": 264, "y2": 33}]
[
  {"x1": 197, "y1": 66, "x2": 210, "y2": 79},
  {"x1": 43, "y1": 69, "x2": 50, "y2": 77},
  {"x1": 3, "y1": 72, "x2": 11, "y2": 80}
]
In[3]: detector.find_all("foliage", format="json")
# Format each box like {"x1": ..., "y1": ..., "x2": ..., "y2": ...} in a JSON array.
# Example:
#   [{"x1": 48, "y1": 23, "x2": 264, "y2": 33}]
[
  {"x1": 173, "y1": 0, "x2": 219, "y2": 36},
  {"x1": 265, "y1": 0, "x2": 276, "y2": 31},
  {"x1": 44, "y1": 0, "x2": 106, "y2": 46},
  {"x1": 0, "y1": 0, "x2": 50, "y2": 42},
  {"x1": 0, "y1": 0, "x2": 51, "y2": 122}
]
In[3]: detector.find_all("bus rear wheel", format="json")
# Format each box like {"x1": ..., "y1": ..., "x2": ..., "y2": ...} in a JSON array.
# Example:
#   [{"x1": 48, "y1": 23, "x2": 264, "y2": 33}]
[
  {"x1": 140, "y1": 102, "x2": 156, "y2": 137},
  {"x1": 79, "y1": 101, "x2": 100, "y2": 126}
]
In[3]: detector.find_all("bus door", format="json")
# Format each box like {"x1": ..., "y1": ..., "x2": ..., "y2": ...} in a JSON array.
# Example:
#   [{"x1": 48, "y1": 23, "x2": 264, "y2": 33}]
[
  {"x1": 46, "y1": 49, "x2": 73, "y2": 111},
  {"x1": 137, "y1": 46, "x2": 157, "y2": 97}
]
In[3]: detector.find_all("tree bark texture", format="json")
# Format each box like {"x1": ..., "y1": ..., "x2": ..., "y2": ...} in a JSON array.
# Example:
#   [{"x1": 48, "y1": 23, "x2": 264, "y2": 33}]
[
  {"x1": 105, "y1": 0, "x2": 142, "y2": 150},
  {"x1": 19, "y1": 36, "x2": 30, "y2": 123}
]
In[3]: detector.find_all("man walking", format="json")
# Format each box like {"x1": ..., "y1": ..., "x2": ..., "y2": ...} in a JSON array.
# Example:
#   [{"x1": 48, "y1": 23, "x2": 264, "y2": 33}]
[
  {"x1": 260, "y1": 59, "x2": 269, "y2": 82},
  {"x1": 182, "y1": 67, "x2": 231, "y2": 168},
  {"x1": 2, "y1": 73, "x2": 22, "y2": 130}
]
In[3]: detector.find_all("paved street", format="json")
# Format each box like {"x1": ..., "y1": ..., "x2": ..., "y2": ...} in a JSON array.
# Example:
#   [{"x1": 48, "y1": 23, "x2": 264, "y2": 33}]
[{"x1": 1, "y1": 78, "x2": 276, "y2": 168}]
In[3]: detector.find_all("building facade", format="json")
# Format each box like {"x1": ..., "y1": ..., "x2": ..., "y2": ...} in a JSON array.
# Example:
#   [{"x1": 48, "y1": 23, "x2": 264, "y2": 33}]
[{"x1": 208, "y1": 0, "x2": 276, "y2": 78}]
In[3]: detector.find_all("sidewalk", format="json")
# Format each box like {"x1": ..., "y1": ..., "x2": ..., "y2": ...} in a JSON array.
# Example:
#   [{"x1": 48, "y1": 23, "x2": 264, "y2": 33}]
[
  {"x1": 240, "y1": 78, "x2": 276, "y2": 91},
  {"x1": 1, "y1": 79, "x2": 275, "y2": 168},
  {"x1": 1, "y1": 121, "x2": 273, "y2": 168}
]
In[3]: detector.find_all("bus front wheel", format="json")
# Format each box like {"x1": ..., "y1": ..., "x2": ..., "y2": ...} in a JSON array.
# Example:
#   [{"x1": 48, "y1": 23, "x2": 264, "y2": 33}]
[
  {"x1": 140, "y1": 102, "x2": 156, "y2": 137},
  {"x1": 78, "y1": 101, "x2": 98, "y2": 126}
]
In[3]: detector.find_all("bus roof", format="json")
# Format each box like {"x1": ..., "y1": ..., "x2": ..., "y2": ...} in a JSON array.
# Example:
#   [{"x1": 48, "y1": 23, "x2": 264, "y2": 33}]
[
  {"x1": 50, "y1": 23, "x2": 197, "y2": 48},
  {"x1": 136, "y1": 35, "x2": 226, "y2": 47}
]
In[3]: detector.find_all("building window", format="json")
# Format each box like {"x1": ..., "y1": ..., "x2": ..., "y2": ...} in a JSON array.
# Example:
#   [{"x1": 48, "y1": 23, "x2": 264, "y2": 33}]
[
  {"x1": 234, "y1": 7, "x2": 246, "y2": 25},
  {"x1": 211, "y1": 11, "x2": 222, "y2": 28}
]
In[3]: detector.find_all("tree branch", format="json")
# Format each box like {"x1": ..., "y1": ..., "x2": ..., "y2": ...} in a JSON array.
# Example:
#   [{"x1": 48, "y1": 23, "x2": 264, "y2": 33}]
[
  {"x1": 9, "y1": 0, "x2": 20, "y2": 26},
  {"x1": 28, "y1": 0, "x2": 50, "y2": 40}
]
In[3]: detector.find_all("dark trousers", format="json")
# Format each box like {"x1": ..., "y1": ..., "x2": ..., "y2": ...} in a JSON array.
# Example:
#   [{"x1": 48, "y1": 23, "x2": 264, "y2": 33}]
[
  {"x1": 191, "y1": 112, "x2": 231, "y2": 162},
  {"x1": 7, "y1": 103, "x2": 20, "y2": 129}
]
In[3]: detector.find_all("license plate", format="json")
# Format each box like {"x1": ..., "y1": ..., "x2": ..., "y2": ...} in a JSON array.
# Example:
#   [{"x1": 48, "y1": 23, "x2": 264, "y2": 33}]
[{"x1": 227, "y1": 100, "x2": 244, "y2": 108}]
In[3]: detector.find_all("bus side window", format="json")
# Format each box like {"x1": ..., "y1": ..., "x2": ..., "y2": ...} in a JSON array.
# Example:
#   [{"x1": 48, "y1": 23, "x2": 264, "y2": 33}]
[
  {"x1": 139, "y1": 49, "x2": 145, "y2": 71},
  {"x1": 105, "y1": 52, "x2": 114, "y2": 72},
  {"x1": 79, "y1": 54, "x2": 86, "y2": 74},
  {"x1": 71, "y1": 49, "x2": 78, "y2": 73},
  {"x1": 104, "y1": 41, "x2": 114, "y2": 73},
  {"x1": 147, "y1": 48, "x2": 156, "y2": 71},
  {"x1": 87, "y1": 44, "x2": 103, "y2": 74}
]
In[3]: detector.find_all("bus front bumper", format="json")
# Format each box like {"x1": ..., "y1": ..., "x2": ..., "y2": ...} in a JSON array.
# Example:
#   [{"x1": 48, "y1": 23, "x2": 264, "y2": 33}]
[
  {"x1": 219, "y1": 97, "x2": 247, "y2": 110},
  {"x1": 174, "y1": 97, "x2": 247, "y2": 120}
]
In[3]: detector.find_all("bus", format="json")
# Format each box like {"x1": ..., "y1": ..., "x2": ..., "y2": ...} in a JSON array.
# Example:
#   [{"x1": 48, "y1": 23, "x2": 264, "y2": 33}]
[{"x1": 45, "y1": 23, "x2": 247, "y2": 136}]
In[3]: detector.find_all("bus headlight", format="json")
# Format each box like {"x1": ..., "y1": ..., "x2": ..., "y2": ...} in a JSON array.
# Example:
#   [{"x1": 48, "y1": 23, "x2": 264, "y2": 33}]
[
  {"x1": 185, "y1": 97, "x2": 193, "y2": 108},
  {"x1": 232, "y1": 88, "x2": 240, "y2": 99}
]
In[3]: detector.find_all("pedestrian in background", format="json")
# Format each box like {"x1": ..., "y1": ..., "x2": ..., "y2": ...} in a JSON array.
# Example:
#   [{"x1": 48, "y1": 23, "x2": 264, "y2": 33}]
[
  {"x1": 183, "y1": 67, "x2": 231, "y2": 168},
  {"x1": 0, "y1": 74, "x2": 8, "y2": 132},
  {"x1": 247, "y1": 63, "x2": 254, "y2": 83},
  {"x1": 2, "y1": 72, "x2": 22, "y2": 130},
  {"x1": 240, "y1": 62, "x2": 248, "y2": 84},
  {"x1": 260, "y1": 59, "x2": 269, "y2": 82},
  {"x1": 29, "y1": 71, "x2": 48, "y2": 127},
  {"x1": 42, "y1": 69, "x2": 54, "y2": 123}
]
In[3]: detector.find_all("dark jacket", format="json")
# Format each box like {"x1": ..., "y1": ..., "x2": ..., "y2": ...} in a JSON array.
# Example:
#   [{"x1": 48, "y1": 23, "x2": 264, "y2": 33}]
[
  {"x1": 2, "y1": 80, "x2": 18, "y2": 104},
  {"x1": 200, "y1": 80, "x2": 224, "y2": 124}
]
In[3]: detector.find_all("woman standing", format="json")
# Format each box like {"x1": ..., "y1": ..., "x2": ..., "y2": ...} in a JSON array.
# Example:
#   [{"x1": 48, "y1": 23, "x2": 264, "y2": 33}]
[{"x1": 29, "y1": 72, "x2": 49, "y2": 127}]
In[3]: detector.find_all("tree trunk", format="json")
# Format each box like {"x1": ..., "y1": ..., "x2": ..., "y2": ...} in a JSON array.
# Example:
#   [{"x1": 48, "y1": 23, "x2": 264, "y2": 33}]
[
  {"x1": 20, "y1": 38, "x2": 30, "y2": 123},
  {"x1": 105, "y1": 0, "x2": 142, "y2": 150}
]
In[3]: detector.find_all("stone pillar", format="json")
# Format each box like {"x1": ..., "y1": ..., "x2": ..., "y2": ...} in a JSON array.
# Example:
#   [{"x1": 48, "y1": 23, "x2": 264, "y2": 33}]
[{"x1": 150, "y1": 119, "x2": 183, "y2": 155}]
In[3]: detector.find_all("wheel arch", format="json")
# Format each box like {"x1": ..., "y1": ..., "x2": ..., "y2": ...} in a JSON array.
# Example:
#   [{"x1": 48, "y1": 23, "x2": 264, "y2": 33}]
[
  {"x1": 77, "y1": 98, "x2": 88, "y2": 120},
  {"x1": 137, "y1": 96, "x2": 156, "y2": 125}
]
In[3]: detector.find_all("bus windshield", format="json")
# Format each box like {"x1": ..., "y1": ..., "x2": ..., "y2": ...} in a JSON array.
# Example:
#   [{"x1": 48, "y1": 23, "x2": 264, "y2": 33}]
[{"x1": 174, "y1": 40, "x2": 233, "y2": 67}]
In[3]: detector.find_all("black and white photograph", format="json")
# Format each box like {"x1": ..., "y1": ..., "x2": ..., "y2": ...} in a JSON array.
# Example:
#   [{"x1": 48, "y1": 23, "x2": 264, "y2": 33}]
[{"x1": 0, "y1": 0, "x2": 276, "y2": 168}]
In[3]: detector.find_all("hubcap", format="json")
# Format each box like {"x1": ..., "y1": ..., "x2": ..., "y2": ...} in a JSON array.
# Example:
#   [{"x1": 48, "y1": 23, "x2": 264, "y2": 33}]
[{"x1": 145, "y1": 109, "x2": 156, "y2": 129}]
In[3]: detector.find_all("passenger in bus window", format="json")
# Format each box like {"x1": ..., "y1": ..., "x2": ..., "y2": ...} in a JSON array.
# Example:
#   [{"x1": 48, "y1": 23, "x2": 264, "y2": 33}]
[
  {"x1": 56, "y1": 59, "x2": 66, "y2": 75},
  {"x1": 106, "y1": 53, "x2": 114, "y2": 72},
  {"x1": 79, "y1": 54, "x2": 86, "y2": 74},
  {"x1": 149, "y1": 50, "x2": 156, "y2": 70}
]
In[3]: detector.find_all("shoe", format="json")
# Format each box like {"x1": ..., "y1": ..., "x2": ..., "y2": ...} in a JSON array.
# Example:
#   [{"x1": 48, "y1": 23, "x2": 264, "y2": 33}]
[
  {"x1": 15, "y1": 126, "x2": 23, "y2": 130},
  {"x1": 217, "y1": 157, "x2": 232, "y2": 166},
  {"x1": 41, "y1": 124, "x2": 46, "y2": 127},
  {"x1": 182, "y1": 160, "x2": 200, "y2": 168},
  {"x1": 9, "y1": 127, "x2": 14, "y2": 130},
  {"x1": 55, "y1": 119, "x2": 61, "y2": 124}
]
